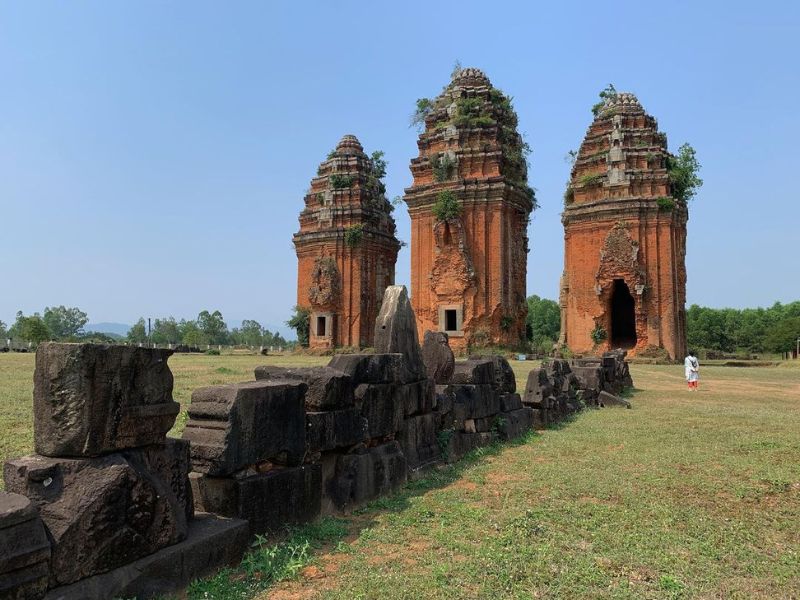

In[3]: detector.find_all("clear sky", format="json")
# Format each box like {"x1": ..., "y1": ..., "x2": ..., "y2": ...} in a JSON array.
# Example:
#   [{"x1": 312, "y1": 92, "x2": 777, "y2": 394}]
[{"x1": 1, "y1": 1, "x2": 798, "y2": 334}]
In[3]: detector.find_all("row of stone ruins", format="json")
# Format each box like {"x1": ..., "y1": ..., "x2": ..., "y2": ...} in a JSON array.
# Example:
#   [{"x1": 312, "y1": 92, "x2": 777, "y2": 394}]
[{"x1": 0, "y1": 286, "x2": 632, "y2": 600}]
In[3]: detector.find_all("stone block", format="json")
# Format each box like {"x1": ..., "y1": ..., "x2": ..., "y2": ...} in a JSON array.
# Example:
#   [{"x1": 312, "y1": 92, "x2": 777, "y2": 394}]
[
  {"x1": 421, "y1": 331, "x2": 454, "y2": 384},
  {"x1": 451, "y1": 384, "x2": 502, "y2": 421},
  {"x1": 497, "y1": 408, "x2": 535, "y2": 440},
  {"x1": 400, "y1": 379, "x2": 435, "y2": 417},
  {"x1": 571, "y1": 365, "x2": 603, "y2": 392},
  {"x1": 327, "y1": 353, "x2": 418, "y2": 385},
  {"x1": 434, "y1": 385, "x2": 454, "y2": 416},
  {"x1": 325, "y1": 442, "x2": 407, "y2": 510},
  {"x1": 451, "y1": 358, "x2": 495, "y2": 385},
  {"x1": 254, "y1": 365, "x2": 354, "y2": 410},
  {"x1": 43, "y1": 513, "x2": 248, "y2": 600},
  {"x1": 355, "y1": 384, "x2": 404, "y2": 439},
  {"x1": 4, "y1": 440, "x2": 192, "y2": 587},
  {"x1": 598, "y1": 390, "x2": 632, "y2": 409},
  {"x1": 191, "y1": 465, "x2": 321, "y2": 536},
  {"x1": 0, "y1": 492, "x2": 50, "y2": 600},
  {"x1": 522, "y1": 368, "x2": 554, "y2": 407},
  {"x1": 499, "y1": 392, "x2": 523, "y2": 412},
  {"x1": 468, "y1": 355, "x2": 516, "y2": 392},
  {"x1": 373, "y1": 285, "x2": 426, "y2": 379},
  {"x1": 182, "y1": 380, "x2": 307, "y2": 475},
  {"x1": 445, "y1": 432, "x2": 495, "y2": 462},
  {"x1": 33, "y1": 342, "x2": 179, "y2": 457},
  {"x1": 398, "y1": 413, "x2": 441, "y2": 471},
  {"x1": 306, "y1": 408, "x2": 367, "y2": 453}
]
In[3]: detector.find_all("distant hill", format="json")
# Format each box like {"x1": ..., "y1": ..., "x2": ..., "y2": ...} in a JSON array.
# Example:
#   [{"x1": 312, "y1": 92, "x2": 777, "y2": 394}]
[{"x1": 84, "y1": 322, "x2": 131, "y2": 337}]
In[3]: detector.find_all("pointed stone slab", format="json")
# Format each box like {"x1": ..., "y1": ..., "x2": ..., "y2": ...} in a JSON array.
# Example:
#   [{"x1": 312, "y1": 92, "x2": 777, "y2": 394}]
[{"x1": 374, "y1": 285, "x2": 425, "y2": 379}]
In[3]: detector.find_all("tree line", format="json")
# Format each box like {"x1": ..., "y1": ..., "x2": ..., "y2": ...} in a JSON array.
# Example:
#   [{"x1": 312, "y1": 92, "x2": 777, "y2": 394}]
[
  {"x1": 0, "y1": 306, "x2": 289, "y2": 349},
  {"x1": 125, "y1": 311, "x2": 289, "y2": 349}
]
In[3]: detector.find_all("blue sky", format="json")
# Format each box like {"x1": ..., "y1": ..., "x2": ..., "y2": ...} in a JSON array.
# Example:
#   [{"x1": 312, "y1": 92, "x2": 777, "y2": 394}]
[{"x1": 1, "y1": 1, "x2": 798, "y2": 334}]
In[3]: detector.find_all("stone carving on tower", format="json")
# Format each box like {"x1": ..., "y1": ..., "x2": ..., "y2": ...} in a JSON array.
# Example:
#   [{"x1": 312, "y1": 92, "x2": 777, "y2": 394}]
[
  {"x1": 560, "y1": 92, "x2": 688, "y2": 359},
  {"x1": 404, "y1": 67, "x2": 535, "y2": 350},
  {"x1": 294, "y1": 135, "x2": 400, "y2": 349}
]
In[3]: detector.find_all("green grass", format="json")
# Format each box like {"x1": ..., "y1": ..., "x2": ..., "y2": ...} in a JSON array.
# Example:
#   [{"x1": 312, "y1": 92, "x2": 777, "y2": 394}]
[{"x1": 1, "y1": 354, "x2": 799, "y2": 597}]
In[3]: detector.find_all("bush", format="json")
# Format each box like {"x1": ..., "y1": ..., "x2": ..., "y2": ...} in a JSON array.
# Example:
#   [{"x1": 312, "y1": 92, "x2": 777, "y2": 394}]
[
  {"x1": 205, "y1": 348, "x2": 220, "y2": 356},
  {"x1": 329, "y1": 174, "x2": 355, "y2": 189},
  {"x1": 590, "y1": 325, "x2": 607, "y2": 345},
  {"x1": 432, "y1": 191, "x2": 461, "y2": 221},
  {"x1": 656, "y1": 197, "x2": 675, "y2": 211},
  {"x1": 344, "y1": 224, "x2": 364, "y2": 248}
]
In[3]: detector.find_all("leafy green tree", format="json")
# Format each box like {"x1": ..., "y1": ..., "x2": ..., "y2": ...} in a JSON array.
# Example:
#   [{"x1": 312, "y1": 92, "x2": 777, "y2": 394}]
[
  {"x1": 233, "y1": 319, "x2": 264, "y2": 347},
  {"x1": 179, "y1": 320, "x2": 208, "y2": 347},
  {"x1": 127, "y1": 318, "x2": 147, "y2": 344},
  {"x1": 197, "y1": 310, "x2": 228, "y2": 345},
  {"x1": 0, "y1": 320, "x2": 7, "y2": 340},
  {"x1": 287, "y1": 306, "x2": 310, "y2": 348},
  {"x1": 667, "y1": 143, "x2": 703, "y2": 203},
  {"x1": 43, "y1": 305, "x2": 88, "y2": 340},
  {"x1": 10, "y1": 311, "x2": 52, "y2": 345},
  {"x1": 763, "y1": 317, "x2": 800, "y2": 354},
  {"x1": 151, "y1": 317, "x2": 181, "y2": 345},
  {"x1": 526, "y1": 295, "x2": 560, "y2": 345}
]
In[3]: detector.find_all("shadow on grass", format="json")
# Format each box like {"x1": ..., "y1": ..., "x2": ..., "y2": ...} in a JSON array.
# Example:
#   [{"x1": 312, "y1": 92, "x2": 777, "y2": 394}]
[{"x1": 184, "y1": 430, "x2": 544, "y2": 600}]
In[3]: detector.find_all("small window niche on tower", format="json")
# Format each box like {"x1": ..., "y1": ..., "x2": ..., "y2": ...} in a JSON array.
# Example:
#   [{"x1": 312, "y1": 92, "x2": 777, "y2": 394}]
[
  {"x1": 311, "y1": 311, "x2": 334, "y2": 341},
  {"x1": 438, "y1": 304, "x2": 463, "y2": 336}
]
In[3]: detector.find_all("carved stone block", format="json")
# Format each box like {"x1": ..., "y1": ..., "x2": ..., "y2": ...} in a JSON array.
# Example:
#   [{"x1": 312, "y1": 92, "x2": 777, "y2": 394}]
[
  {"x1": 0, "y1": 492, "x2": 50, "y2": 600},
  {"x1": 4, "y1": 440, "x2": 192, "y2": 587},
  {"x1": 182, "y1": 380, "x2": 307, "y2": 475},
  {"x1": 190, "y1": 465, "x2": 321, "y2": 536},
  {"x1": 254, "y1": 365, "x2": 354, "y2": 410},
  {"x1": 33, "y1": 343, "x2": 179, "y2": 457}
]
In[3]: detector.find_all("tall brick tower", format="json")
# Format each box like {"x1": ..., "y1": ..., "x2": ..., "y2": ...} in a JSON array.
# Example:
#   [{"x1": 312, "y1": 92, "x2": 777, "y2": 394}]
[
  {"x1": 294, "y1": 134, "x2": 400, "y2": 349},
  {"x1": 560, "y1": 92, "x2": 688, "y2": 359},
  {"x1": 404, "y1": 68, "x2": 535, "y2": 351}
]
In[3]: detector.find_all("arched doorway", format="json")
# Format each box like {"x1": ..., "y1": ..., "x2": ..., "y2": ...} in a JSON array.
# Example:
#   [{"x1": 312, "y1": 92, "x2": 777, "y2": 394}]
[{"x1": 610, "y1": 279, "x2": 637, "y2": 348}]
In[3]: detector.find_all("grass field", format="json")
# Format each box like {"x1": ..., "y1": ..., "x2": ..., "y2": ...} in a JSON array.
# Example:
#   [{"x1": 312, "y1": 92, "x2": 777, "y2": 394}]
[{"x1": 1, "y1": 353, "x2": 799, "y2": 598}]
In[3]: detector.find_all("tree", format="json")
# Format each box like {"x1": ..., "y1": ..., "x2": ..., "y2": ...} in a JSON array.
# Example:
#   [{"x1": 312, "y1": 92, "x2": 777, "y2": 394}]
[
  {"x1": 10, "y1": 311, "x2": 51, "y2": 345},
  {"x1": 43, "y1": 305, "x2": 88, "y2": 340},
  {"x1": 526, "y1": 295, "x2": 560, "y2": 343},
  {"x1": 151, "y1": 317, "x2": 181, "y2": 345},
  {"x1": 763, "y1": 317, "x2": 800, "y2": 354},
  {"x1": 0, "y1": 320, "x2": 7, "y2": 340},
  {"x1": 287, "y1": 306, "x2": 310, "y2": 347},
  {"x1": 197, "y1": 310, "x2": 228, "y2": 345},
  {"x1": 667, "y1": 143, "x2": 703, "y2": 203},
  {"x1": 127, "y1": 318, "x2": 147, "y2": 344},
  {"x1": 234, "y1": 319, "x2": 264, "y2": 347},
  {"x1": 179, "y1": 320, "x2": 208, "y2": 347}
]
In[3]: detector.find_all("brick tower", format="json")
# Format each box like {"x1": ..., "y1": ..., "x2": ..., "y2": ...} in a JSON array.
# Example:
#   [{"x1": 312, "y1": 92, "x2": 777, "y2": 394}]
[
  {"x1": 404, "y1": 68, "x2": 535, "y2": 351},
  {"x1": 560, "y1": 92, "x2": 688, "y2": 359},
  {"x1": 294, "y1": 134, "x2": 400, "y2": 349}
]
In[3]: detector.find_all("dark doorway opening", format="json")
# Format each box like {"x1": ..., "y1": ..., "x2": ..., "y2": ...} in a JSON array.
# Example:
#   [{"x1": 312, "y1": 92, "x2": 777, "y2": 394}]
[
  {"x1": 316, "y1": 316, "x2": 327, "y2": 337},
  {"x1": 610, "y1": 279, "x2": 637, "y2": 348},
  {"x1": 444, "y1": 309, "x2": 458, "y2": 332}
]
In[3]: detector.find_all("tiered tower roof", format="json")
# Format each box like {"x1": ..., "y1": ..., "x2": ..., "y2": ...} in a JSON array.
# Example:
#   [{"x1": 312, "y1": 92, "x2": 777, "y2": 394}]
[
  {"x1": 295, "y1": 134, "x2": 398, "y2": 246},
  {"x1": 565, "y1": 92, "x2": 677, "y2": 212},
  {"x1": 405, "y1": 67, "x2": 535, "y2": 212}
]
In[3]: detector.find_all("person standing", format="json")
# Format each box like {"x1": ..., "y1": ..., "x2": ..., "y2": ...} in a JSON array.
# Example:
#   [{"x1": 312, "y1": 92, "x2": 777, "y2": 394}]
[{"x1": 684, "y1": 350, "x2": 700, "y2": 391}]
